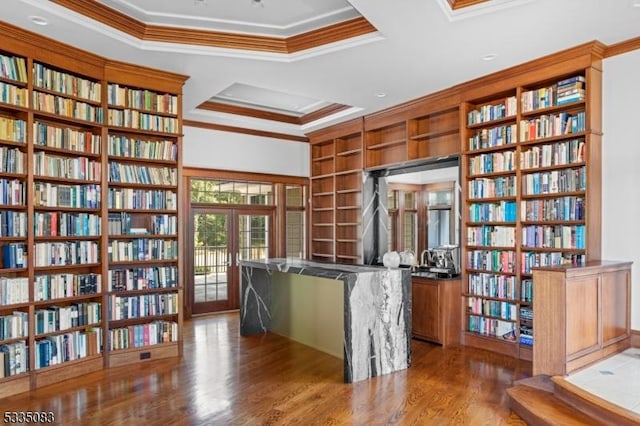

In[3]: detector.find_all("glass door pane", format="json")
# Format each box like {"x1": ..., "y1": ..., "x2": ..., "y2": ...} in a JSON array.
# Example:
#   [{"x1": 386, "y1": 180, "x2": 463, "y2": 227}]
[
  {"x1": 192, "y1": 210, "x2": 231, "y2": 313},
  {"x1": 237, "y1": 213, "x2": 270, "y2": 262}
]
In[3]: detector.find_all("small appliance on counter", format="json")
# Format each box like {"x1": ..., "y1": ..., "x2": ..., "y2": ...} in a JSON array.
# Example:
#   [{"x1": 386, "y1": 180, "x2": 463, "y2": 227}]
[{"x1": 419, "y1": 246, "x2": 460, "y2": 278}]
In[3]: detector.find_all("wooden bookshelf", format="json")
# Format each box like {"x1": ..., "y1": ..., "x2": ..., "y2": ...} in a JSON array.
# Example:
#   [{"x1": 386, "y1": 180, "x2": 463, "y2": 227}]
[
  {"x1": 407, "y1": 106, "x2": 460, "y2": 160},
  {"x1": 365, "y1": 122, "x2": 407, "y2": 169},
  {"x1": 460, "y1": 66, "x2": 602, "y2": 360},
  {"x1": 0, "y1": 22, "x2": 186, "y2": 396}
]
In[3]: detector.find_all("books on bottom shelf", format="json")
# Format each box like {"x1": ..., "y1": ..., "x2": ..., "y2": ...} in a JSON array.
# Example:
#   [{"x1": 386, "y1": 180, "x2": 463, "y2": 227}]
[
  {"x1": 0, "y1": 340, "x2": 28, "y2": 378},
  {"x1": 110, "y1": 320, "x2": 178, "y2": 350},
  {"x1": 467, "y1": 314, "x2": 516, "y2": 341},
  {"x1": 34, "y1": 328, "x2": 102, "y2": 369}
]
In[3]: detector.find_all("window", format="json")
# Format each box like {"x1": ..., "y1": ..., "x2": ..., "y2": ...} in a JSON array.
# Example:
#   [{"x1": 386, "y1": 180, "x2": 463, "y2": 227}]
[
  {"x1": 425, "y1": 184, "x2": 455, "y2": 248},
  {"x1": 285, "y1": 185, "x2": 305, "y2": 259},
  {"x1": 191, "y1": 179, "x2": 273, "y2": 205},
  {"x1": 386, "y1": 187, "x2": 418, "y2": 253}
]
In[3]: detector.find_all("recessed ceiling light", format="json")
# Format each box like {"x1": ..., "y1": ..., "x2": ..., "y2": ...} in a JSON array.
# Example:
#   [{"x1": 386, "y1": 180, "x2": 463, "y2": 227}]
[
  {"x1": 482, "y1": 53, "x2": 498, "y2": 61},
  {"x1": 374, "y1": 92, "x2": 386, "y2": 98},
  {"x1": 28, "y1": 15, "x2": 48, "y2": 26},
  {"x1": 251, "y1": 0, "x2": 265, "y2": 7},
  {"x1": 633, "y1": 0, "x2": 640, "y2": 7}
]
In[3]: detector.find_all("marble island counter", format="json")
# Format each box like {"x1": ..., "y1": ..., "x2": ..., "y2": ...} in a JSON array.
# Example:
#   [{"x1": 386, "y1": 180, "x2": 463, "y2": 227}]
[{"x1": 239, "y1": 258, "x2": 412, "y2": 383}]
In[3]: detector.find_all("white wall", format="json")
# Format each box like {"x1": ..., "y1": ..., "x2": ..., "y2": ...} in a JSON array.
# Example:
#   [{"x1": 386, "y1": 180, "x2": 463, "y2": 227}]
[
  {"x1": 183, "y1": 126, "x2": 310, "y2": 177},
  {"x1": 602, "y1": 48, "x2": 640, "y2": 329}
]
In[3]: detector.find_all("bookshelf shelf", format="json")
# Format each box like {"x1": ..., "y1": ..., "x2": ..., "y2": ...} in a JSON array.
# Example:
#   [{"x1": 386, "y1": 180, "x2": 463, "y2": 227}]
[
  {"x1": 366, "y1": 139, "x2": 406, "y2": 150},
  {"x1": 467, "y1": 115, "x2": 516, "y2": 130}
]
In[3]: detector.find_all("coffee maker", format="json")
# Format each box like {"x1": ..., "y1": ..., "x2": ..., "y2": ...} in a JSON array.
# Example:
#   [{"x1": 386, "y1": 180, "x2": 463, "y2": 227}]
[{"x1": 420, "y1": 245, "x2": 460, "y2": 277}]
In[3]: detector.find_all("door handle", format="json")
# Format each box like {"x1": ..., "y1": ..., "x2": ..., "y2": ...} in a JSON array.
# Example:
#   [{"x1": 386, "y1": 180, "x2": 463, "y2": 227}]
[
  {"x1": 227, "y1": 252, "x2": 232, "y2": 267},
  {"x1": 235, "y1": 253, "x2": 240, "y2": 266}
]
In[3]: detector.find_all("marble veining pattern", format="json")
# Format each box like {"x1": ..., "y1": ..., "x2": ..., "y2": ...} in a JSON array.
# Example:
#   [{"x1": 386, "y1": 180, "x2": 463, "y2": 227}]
[{"x1": 239, "y1": 258, "x2": 411, "y2": 383}]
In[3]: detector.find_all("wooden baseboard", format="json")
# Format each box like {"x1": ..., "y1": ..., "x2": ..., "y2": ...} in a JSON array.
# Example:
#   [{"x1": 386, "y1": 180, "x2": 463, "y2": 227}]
[{"x1": 630, "y1": 329, "x2": 640, "y2": 347}]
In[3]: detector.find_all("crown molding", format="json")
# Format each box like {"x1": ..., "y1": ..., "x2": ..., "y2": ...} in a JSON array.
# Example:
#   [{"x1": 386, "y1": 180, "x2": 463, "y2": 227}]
[
  {"x1": 183, "y1": 120, "x2": 309, "y2": 143},
  {"x1": 605, "y1": 36, "x2": 640, "y2": 58},
  {"x1": 50, "y1": 0, "x2": 376, "y2": 54}
]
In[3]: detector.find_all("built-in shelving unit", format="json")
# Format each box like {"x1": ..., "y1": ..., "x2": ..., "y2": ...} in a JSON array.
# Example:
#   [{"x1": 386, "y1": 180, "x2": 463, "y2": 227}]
[
  {"x1": 0, "y1": 23, "x2": 186, "y2": 397},
  {"x1": 460, "y1": 64, "x2": 602, "y2": 360}
]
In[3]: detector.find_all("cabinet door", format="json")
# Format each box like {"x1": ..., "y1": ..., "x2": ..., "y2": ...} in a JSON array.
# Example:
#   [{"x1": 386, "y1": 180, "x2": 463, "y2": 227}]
[
  {"x1": 602, "y1": 269, "x2": 631, "y2": 346},
  {"x1": 566, "y1": 274, "x2": 599, "y2": 359},
  {"x1": 412, "y1": 280, "x2": 440, "y2": 342}
]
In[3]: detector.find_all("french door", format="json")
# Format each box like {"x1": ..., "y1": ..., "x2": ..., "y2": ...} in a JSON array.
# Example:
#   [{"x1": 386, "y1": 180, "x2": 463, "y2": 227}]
[{"x1": 189, "y1": 207, "x2": 274, "y2": 315}]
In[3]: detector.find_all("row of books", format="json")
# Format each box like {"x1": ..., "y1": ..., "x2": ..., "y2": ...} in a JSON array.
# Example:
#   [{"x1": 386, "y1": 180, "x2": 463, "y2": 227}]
[
  {"x1": 467, "y1": 96, "x2": 517, "y2": 125},
  {"x1": 467, "y1": 250, "x2": 516, "y2": 274},
  {"x1": 0, "y1": 178, "x2": 24, "y2": 206},
  {"x1": 108, "y1": 239, "x2": 177, "y2": 262},
  {"x1": 468, "y1": 124, "x2": 517, "y2": 150},
  {"x1": 0, "y1": 341, "x2": 28, "y2": 378},
  {"x1": 521, "y1": 251, "x2": 586, "y2": 274},
  {"x1": 34, "y1": 182, "x2": 100, "y2": 209},
  {"x1": 467, "y1": 273, "x2": 517, "y2": 299},
  {"x1": 467, "y1": 225, "x2": 516, "y2": 247},
  {"x1": 33, "y1": 121, "x2": 101, "y2": 154},
  {"x1": 33, "y1": 63, "x2": 102, "y2": 102},
  {"x1": 468, "y1": 176, "x2": 517, "y2": 199},
  {"x1": 33, "y1": 241, "x2": 99, "y2": 267},
  {"x1": 109, "y1": 320, "x2": 178, "y2": 350},
  {"x1": 468, "y1": 150, "x2": 515, "y2": 175},
  {"x1": 467, "y1": 297, "x2": 517, "y2": 321},
  {"x1": 107, "y1": 188, "x2": 176, "y2": 210},
  {"x1": 107, "y1": 84, "x2": 178, "y2": 115},
  {"x1": 108, "y1": 162, "x2": 176, "y2": 186},
  {"x1": 0, "y1": 210, "x2": 26, "y2": 238},
  {"x1": 35, "y1": 273, "x2": 101, "y2": 302},
  {"x1": 34, "y1": 328, "x2": 101, "y2": 370},
  {"x1": 107, "y1": 212, "x2": 177, "y2": 236},
  {"x1": 522, "y1": 225, "x2": 586, "y2": 250},
  {"x1": 33, "y1": 211, "x2": 101, "y2": 237},
  {"x1": 521, "y1": 167, "x2": 587, "y2": 195},
  {"x1": 109, "y1": 293, "x2": 178, "y2": 320},
  {"x1": 108, "y1": 135, "x2": 177, "y2": 162},
  {"x1": 467, "y1": 315, "x2": 516, "y2": 340},
  {"x1": 0, "y1": 116, "x2": 26, "y2": 143},
  {"x1": 0, "y1": 276, "x2": 28, "y2": 305},
  {"x1": 107, "y1": 110, "x2": 178, "y2": 134},
  {"x1": 33, "y1": 152, "x2": 101, "y2": 181},
  {"x1": 108, "y1": 266, "x2": 178, "y2": 292},
  {"x1": 468, "y1": 200, "x2": 517, "y2": 222},
  {"x1": 35, "y1": 302, "x2": 100, "y2": 334},
  {"x1": 0, "y1": 53, "x2": 27, "y2": 83},
  {"x1": 0, "y1": 81, "x2": 28, "y2": 107},
  {"x1": 520, "y1": 139, "x2": 585, "y2": 169},
  {"x1": 0, "y1": 310, "x2": 28, "y2": 340},
  {"x1": 519, "y1": 328, "x2": 533, "y2": 346},
  {"x1": 521, "y1": 75, "x2": 586, "y2": 112},
  {"x1": 32, "y1": 92, "x2": 103, "y2": 123},
  {"x1": 0, "y1": 146, "x2": 24, "y2": 174},
  {"x1": 1, "y1": 243, "x2": 26, "y2": 269},
  {"x1": 520, "y1": 196, "x2": 585, "y2": 222},
  {"x1": 520, "y1": 111, "x2": 586, "y2": 141}
]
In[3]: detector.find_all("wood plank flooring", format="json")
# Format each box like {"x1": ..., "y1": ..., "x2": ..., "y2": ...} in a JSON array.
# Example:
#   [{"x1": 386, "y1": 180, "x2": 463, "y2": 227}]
[{"x1": 0, "y1": 313, "x2": 530, "y2": 425}]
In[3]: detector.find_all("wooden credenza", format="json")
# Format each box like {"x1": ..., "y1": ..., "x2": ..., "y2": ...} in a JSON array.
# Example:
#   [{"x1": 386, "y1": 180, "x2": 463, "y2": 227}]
[
  {"x1": 532, "y1": 261, "x2": 632, "y2": 376},
  {"x1": 412, "y1": 275, "x2": 461, "y2": 346}
]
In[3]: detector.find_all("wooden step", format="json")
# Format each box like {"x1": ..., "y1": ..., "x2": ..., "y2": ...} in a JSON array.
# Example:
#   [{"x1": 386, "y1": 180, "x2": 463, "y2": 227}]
[{"x1": 507, "y1": 384, "x2": 608, "y2": 426}]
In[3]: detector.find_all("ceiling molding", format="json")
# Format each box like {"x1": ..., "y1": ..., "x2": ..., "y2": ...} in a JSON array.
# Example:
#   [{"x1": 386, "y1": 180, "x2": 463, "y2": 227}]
[
  {"x1": 197, "y1": 101, "x2": 351, "y2": 126},
  {"x1": 183, "y1": 119, "x2": 309, "y2": 143},
  {"x1": 50, "y1": 0, "x2": 376, "y2": 54},
  {"x1": 605, "y1": 36, "x2": 640, "y2": 58},
  {"x1": 448, "y1": 0, "x2": 490, "y2": 10}
]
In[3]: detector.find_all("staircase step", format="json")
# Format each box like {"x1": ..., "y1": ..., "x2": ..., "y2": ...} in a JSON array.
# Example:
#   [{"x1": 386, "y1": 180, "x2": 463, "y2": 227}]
[{"x1": 507, "y1": 384, "x2": 608, "y2": 426}]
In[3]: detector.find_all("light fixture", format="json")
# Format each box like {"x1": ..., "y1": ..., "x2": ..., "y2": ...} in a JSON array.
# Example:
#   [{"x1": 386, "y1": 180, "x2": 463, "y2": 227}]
[
  {"x1": 28, "y1": 15, "x2": 48, "y2": 26},
  {"x1": 374, "y1": 92, "x2": 386, "y2": 98},
  {"x1": 482, "y1": 53, "x2": 498, "y2": 61},
  {"x1": 251, "y1": 0, "x2": 265, "y2": 7},
  {"x1": 633, "y1": 0, "x2": 640, "y2": 7},
  {"x1": 194, "y1": 0, "x2": 207, "y2": 5}
]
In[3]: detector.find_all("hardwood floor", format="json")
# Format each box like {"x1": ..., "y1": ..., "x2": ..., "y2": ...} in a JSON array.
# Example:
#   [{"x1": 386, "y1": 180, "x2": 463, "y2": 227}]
[{"x1": 0, "y1": 313, "x2": 530, "y2": 425}]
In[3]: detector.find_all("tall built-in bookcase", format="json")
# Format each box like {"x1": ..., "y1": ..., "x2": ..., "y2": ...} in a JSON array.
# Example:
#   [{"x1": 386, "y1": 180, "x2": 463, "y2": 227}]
[
  {"x1": 461, "y1": 66, "x2": 601, "y2": 360},
  {"x1": 309, "y1": 119, "x2": 363, "y2": 264},
  {"x1": 0, "y1": 25, "x2": 186, "y2": 397}
]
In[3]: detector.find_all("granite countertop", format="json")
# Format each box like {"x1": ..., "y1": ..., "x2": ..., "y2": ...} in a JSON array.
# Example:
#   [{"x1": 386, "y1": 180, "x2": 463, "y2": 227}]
[{"x1": 240, "y1": 258, "x2": 399, "y2": 280}]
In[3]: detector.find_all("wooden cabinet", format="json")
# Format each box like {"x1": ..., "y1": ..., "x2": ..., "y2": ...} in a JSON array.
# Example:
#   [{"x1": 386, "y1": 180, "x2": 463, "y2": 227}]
[
  {"x1": 532, "y1": 261, "x2": 632, "y2": 376},
  {"x1": 0, "y1": 22, "x2": 186, "y2": 397},
  {"x1": 412, "y1": 276, "x2": 461, "y2": 346}
]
